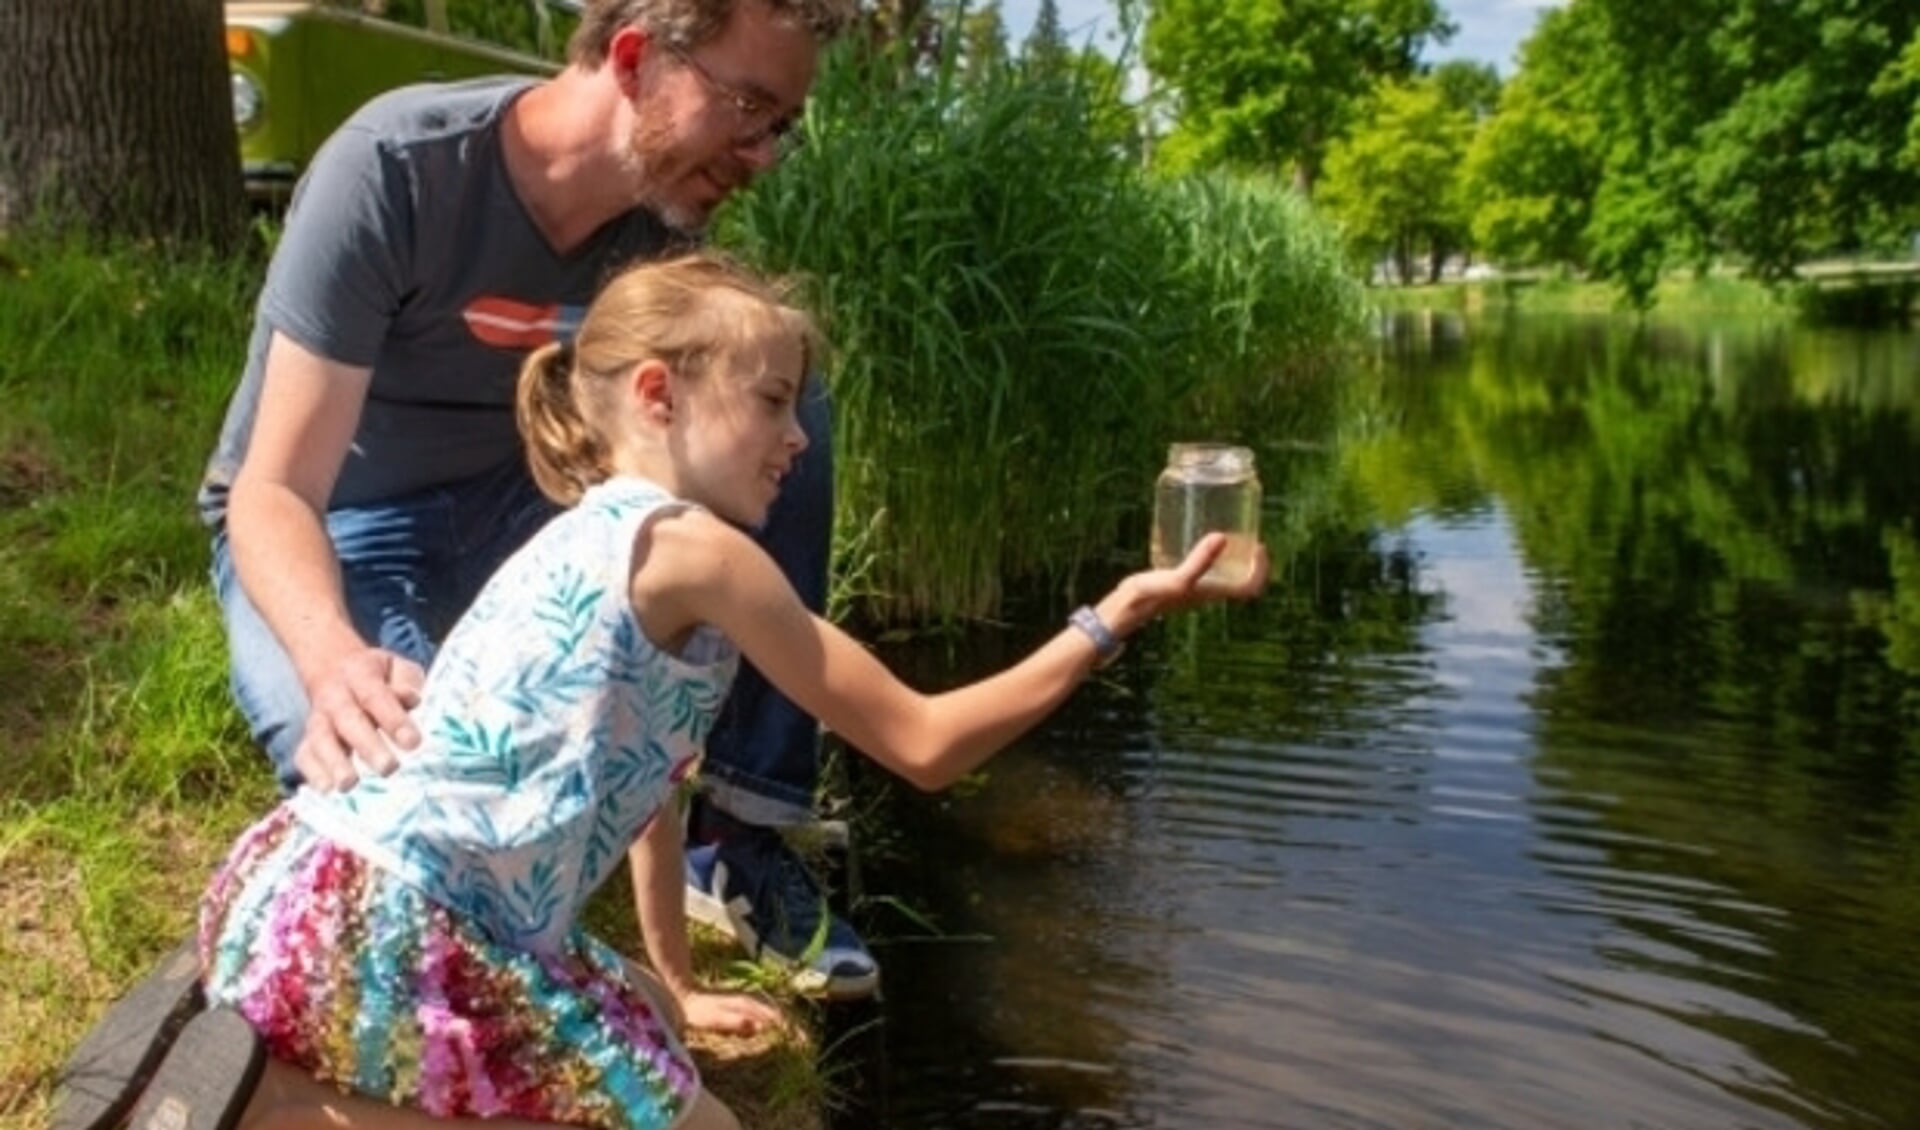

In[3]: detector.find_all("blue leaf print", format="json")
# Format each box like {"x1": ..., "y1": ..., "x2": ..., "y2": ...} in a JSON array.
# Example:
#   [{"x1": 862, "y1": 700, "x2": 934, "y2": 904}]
[
  {"x1": 509, "y1": 857, "x2": 563, "y2": 940},
  {"x1": 500, "y1": 659, "x2": 603, "y2": 716},
  {"x1": 432, "y1": 649, "x2": 480, "y2": 692},
  {"x1": 436, "y1": 717, "x2": 519, "y2": 787},
  {"x1": 558, "y1": 765, "x2": 588, "y2": 808},
  {"x1": 533, "y1": 566, "x2": 605, "y2": 667},
  {"x1": 462, "y1": 865, "x2": 510, "y2": 928},
  {"x1": 469, "y1": 804, "x2": 506, "y2": 851},
  {"x1": 395, "y1": 834, "x2": 453, "y2": 883},
  {"x1": 654, "y1": 678, "x2": 723, "y2": 738}
]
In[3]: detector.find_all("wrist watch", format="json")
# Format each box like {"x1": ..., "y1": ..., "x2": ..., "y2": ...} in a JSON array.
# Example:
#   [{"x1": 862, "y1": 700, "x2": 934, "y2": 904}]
[{"x1": 1069, "y1": 605, "x2": 1126, "y2": 669}]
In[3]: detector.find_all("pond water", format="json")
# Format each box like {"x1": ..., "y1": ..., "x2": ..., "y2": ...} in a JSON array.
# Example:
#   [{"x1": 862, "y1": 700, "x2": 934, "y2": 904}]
[{"x1": 837, "y1": 310, "x2": 1920, "y2": 1129}]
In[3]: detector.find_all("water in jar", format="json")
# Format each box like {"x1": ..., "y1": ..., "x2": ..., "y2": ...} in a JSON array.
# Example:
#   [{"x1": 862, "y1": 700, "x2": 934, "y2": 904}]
[{"x1": 1151, "y1": 444, "x2": 1262, "y2": 586}]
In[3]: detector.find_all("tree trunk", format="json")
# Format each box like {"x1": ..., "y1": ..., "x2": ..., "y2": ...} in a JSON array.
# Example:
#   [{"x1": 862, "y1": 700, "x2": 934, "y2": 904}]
[{"x1": 0, "y1": 0, "x2": 245, "y2": 252}]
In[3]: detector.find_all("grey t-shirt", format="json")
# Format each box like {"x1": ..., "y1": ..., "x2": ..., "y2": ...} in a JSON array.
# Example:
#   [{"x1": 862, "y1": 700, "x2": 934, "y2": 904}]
[{"x1": 199, "y1": 78, "x2": 677, "y2": 525}]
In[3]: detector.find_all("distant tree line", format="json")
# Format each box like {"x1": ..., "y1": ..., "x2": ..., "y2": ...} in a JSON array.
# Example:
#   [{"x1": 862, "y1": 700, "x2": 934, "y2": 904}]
[{"x1": 1242, "y1": 0, "x2": 1920, "y2": 305}]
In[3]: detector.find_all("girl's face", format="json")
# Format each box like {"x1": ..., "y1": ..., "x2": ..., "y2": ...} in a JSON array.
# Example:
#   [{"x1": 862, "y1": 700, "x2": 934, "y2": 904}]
[{"x1": 674, "y1": 328, "x2": 810, "y2": 528}]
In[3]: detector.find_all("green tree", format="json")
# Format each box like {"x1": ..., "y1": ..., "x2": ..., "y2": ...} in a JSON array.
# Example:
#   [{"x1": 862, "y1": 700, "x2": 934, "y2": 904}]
[
  {"x1": 371, "y1": 0, "x2": 577, "y2": 58},
  {"x1": 1023, "y1": 0, "x2": 1069, "y2": 73},
  {"x1": 1693, "y1": 0, "x2": 1920, "y2": 275},
  {"x1": 1584, "y1": 165, "x2": 1675, "y2": 307},
  {"x1": 998, "y1": 1, "x2": 1139, "y2": 158},
  {"x1": 1318, "y1": 77, "x2": 1473, "y2": 281},
  {"x1": 1430, "y1": 59, "x2": 1501, "y2": 120},
  {"x1": 1870, "y1": 26, "x2": 1920, "y2": 174},
  {"x1": 1461, "y1": 4, "x2": 1606, "y2": 270},
  {"x1": 1143, "y1": 0, "x2": 1455, "y2": 191},
  {"x1": 933, "y1": 0, "x2": 1011, "y2": 78},
  {"x1": 964, "y1": 1, "x2": 1012, "y2": 75},
  {"x1": 1583, "y1": 0, "x2": 1920, "y2": 285}
]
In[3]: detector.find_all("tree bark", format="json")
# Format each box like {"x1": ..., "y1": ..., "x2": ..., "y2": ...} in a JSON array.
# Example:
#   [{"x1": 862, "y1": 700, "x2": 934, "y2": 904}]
[{"x1": 0, "y1": 0, "x2": 245, "y2": 252}]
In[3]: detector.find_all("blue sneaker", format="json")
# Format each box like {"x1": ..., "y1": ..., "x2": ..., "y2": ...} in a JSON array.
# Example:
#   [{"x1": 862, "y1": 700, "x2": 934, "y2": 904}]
[{"x1": 684, "y1": 807, "x2": 880, "y2": 1000}]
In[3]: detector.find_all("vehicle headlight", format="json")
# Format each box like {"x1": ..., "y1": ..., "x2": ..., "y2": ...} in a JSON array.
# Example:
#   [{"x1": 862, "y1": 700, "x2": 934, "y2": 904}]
[{"x1": 232, "y1": 73, "x2": 264, "y2": 130}]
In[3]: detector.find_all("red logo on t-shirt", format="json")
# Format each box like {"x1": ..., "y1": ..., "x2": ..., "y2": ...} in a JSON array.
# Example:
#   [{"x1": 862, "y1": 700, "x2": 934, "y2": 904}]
[{"x1": 462, "y1": 296, "x2": 584, "y2": 349}]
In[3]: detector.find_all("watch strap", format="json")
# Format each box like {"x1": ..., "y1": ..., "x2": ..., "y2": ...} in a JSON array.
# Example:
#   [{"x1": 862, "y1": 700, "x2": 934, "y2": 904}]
[{"x1": 1069, "y1": 605, "x2": 1125, "y2": 668}]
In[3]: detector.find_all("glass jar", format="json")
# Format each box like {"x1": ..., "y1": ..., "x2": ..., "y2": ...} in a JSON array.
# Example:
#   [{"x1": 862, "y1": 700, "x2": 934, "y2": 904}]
[{"x1": 1151, "y1": 443, "x2": 1262, "y2": 585}]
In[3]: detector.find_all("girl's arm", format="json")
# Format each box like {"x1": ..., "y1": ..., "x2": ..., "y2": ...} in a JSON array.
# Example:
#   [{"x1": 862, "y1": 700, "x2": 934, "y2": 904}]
[
  {"x1": 634, "y1": 514, "x2": 1265, "y2": 793},
  {"x1": 629, "y1": 804, "x2": 699, "y2": 1008},
  {"x1": 627, "y1": 803, "x2": 783, "y2": 1036}
]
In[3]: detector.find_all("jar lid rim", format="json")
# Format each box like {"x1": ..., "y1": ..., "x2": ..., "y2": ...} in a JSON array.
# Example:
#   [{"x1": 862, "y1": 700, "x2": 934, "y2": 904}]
[{"x1": 1168, "y1": 442, "x2": 1255, "y2": 460}]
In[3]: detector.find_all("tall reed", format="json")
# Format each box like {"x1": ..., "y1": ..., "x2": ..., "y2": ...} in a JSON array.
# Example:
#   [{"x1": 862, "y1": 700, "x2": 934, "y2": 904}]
[{"x1": 723, "y1": 45, "x2": 1364, "y2": 622}]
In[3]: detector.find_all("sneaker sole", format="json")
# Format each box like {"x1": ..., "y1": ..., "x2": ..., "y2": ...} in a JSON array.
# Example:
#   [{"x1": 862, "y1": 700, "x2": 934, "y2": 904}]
[
  {"x1": 124, "y1": 1008, "x2": 266, "y2": 1130},
  {"x1": 52, "y1": 938, "x2": 205, "y2": 1130},
  {"x1": 683, "y1": 884, "x2": 880, "y2": 1001}
]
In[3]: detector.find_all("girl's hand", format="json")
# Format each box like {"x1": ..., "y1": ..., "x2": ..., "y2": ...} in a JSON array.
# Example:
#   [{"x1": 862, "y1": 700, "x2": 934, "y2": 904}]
[
  {"x1": 1099, "y1": 533, "x2": 1270, "y2": 636},
  {"x1": 679, "y1": 988, "x2": 786, "y2": 1037}
]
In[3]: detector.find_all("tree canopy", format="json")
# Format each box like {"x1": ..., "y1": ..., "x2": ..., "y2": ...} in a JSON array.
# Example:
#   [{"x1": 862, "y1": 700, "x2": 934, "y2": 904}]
[
  {"x1": 1464, "y1": 0, "x2": 1920, "y2": 303},
  {"x1": 1133, "y1": 0, "x2": 1918, "y2": 304},
  {"x1": 1318, "y1": 76, "x2": 1474, "y2": 282},
  {"x1": 1142, "y1": 0, "x2": 1455, "y2": 190},
  {"x1": 1460, "y1": 4, "x2": 1605, "y2": 271}
]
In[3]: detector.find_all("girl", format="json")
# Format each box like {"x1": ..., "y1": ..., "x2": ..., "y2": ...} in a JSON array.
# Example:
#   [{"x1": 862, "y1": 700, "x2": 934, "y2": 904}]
[{"x1": 128, "y1": 253, "x2": 1266, "y2": 1130}]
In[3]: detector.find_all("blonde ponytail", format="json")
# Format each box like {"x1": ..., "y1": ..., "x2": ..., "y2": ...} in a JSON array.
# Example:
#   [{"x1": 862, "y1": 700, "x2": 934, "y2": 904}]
[
  {"x1": 515, "y1": 341, "x2": 612, "y2": 507},
  {"x1": 515, "y1": 253, "x2": 826, "y2": 508}
]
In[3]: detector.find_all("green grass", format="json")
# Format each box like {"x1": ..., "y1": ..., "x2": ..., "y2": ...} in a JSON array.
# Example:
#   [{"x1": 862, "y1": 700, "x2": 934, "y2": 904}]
[
  {"x1": 1364, "y1": 271, "x2": 1847, "y2": 318},
  {"x1": 0, "y1": 232, "x2": 270, "y2": 1125}
]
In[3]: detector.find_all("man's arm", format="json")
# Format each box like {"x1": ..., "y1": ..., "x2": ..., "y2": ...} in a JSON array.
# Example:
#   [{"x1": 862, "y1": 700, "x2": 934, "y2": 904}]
[{"x1": 226, "y1": 330, "x2": 422, "y2": 790}]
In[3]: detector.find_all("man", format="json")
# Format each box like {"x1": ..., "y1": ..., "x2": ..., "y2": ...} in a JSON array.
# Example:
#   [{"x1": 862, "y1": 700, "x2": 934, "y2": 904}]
[
  {"x1": 211, "y1": 0, "x2": 878, "y2": 1005},
  {"x1": 53, "y1": 6, "x2": 874, "y2": 1128}
]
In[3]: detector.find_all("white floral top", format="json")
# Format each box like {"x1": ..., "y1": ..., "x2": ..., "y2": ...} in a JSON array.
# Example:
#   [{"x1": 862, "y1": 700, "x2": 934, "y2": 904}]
[{"x1": 292, "y1": 476, "x2": 737, "y2": 954}]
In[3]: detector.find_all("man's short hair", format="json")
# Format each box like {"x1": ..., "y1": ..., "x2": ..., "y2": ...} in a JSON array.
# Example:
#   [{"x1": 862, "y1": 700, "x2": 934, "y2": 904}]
[{"x1": 568, "y1": 0, "x2": 856, "y2": 66}]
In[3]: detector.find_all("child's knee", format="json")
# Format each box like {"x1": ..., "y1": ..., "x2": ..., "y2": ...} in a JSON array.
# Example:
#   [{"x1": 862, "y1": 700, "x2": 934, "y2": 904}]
[
  {"x1": 681, "y1": 1090, "x2": 741, "y2": 1130},
  {"x1": 618, "y1": 956, "x2": 685, "y2": 1035}
]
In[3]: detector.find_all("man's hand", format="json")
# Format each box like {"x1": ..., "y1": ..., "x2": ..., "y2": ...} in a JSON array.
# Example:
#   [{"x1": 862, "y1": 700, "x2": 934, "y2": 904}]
[
  {"x1": 678, "y1": 989, "x2": 786, "y2": 1038},
  {"x1": 294, "y1": 647, "x2": 426, "y2": 791}
]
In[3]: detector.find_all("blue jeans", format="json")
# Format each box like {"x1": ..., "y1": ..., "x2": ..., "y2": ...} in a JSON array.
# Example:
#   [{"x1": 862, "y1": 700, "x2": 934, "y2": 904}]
[{"x1": 212, "y1": 387, "x2": 832, "y2": 826}]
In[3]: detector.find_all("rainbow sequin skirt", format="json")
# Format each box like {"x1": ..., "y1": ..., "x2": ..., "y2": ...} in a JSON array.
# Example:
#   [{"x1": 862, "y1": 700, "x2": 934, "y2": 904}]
[{"x1": 198, "y1": 804, "x2": 699, "y2": 1130}]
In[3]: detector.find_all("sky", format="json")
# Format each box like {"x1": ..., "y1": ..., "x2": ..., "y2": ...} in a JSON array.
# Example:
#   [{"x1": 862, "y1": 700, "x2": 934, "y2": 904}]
[{"x1": 995, "y1": 0, "x2": 1562, "y2": 76}]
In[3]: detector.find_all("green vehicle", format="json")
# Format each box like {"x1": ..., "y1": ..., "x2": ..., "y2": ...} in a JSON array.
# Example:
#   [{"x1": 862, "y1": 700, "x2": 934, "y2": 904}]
[{"x1": 224, "y1": 1, "x2": 565, "y2": 202}]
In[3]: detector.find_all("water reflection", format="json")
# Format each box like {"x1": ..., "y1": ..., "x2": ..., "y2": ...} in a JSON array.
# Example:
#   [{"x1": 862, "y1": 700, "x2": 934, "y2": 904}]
[{"x1": 849, "y1": 311, "x2": 1920, "y2": 1129}]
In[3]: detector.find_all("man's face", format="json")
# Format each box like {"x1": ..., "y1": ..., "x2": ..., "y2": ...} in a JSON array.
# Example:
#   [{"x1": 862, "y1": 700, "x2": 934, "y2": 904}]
[{"x1": 622, "y1": 2, "x2": 819, "y2": 233}]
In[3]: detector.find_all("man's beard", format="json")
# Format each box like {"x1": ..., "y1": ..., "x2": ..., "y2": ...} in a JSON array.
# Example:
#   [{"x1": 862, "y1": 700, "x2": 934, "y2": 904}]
[{"x1": 620, "y1": 115, "x2": 709, "y2": 237}]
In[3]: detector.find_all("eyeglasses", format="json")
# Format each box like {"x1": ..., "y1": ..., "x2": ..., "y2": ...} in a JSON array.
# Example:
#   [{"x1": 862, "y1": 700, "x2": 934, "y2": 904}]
[{"x1": 667, "y1": 46, "x2": 804, "y2": 155}]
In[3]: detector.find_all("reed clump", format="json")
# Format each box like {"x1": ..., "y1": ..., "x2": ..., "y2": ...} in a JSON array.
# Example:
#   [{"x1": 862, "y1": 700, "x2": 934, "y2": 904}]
[{"x1": 724, "y1": 44, "x2": 1365, "y2": 622}]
